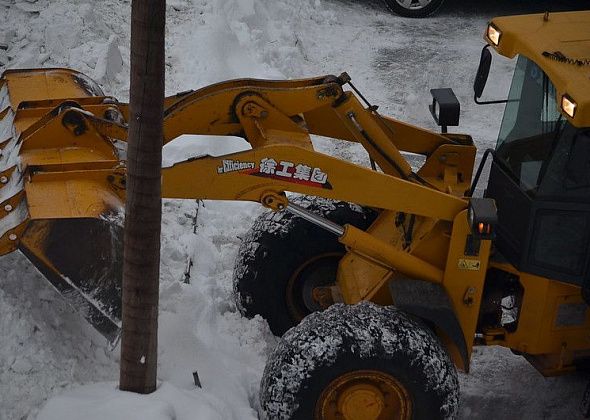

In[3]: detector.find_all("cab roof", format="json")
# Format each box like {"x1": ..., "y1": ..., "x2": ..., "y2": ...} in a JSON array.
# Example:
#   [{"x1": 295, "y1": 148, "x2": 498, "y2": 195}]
[{"x1": 488, "y1": 10, "x2": 590, "y2": 128}]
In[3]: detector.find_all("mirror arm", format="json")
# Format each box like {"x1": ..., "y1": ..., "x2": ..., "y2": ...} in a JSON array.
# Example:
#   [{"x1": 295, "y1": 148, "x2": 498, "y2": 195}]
[
  {"x1": 474, "y1": 96, "x2": 509, "y2": 105},
  {"x1": 468, "y1": 148, "x2": 496, "y2": 197}
]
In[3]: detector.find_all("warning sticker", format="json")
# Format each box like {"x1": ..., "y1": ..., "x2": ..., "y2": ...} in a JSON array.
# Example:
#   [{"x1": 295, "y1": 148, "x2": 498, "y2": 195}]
[{"x1": 458, "y1": 259, "x2": 481, "y2": 271}]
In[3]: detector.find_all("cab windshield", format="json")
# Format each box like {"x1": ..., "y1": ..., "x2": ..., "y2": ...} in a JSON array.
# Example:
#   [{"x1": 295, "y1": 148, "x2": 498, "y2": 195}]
[{"x1": 495, "y1": 56, "x2": 590, "y2": 201}]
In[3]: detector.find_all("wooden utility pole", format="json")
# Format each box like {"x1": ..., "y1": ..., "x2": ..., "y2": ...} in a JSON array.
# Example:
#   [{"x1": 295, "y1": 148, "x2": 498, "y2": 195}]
[{"x1": 120, "y1": 0, "x2": 166, "y2": 393}]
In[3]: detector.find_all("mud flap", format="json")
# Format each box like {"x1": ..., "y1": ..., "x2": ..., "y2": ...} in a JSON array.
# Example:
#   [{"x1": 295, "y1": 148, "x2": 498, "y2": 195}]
[
  {"x1": 389, "y1": 277, "x2": 470, "y2": 372},
  {"x1": 19, "y1": 217, "x2": 123, "y2": 341}
]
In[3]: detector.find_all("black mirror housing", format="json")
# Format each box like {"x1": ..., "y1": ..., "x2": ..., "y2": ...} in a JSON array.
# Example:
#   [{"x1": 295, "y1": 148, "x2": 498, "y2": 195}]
[
  {"x1": 472, "y1": 45, "x2": 508, "y2": 105},
  {"x1": 474, "y1": 45, "x2": 492, "y2": 99},
  {"x1": 429, "y1": 88, "x2": 460, "y2": 132}
]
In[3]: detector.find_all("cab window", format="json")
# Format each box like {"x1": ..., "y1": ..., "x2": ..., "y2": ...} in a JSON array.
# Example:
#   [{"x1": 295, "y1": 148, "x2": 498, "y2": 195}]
[{"x1": 495, "y1": 56, "x2": 589, "y2": 202}]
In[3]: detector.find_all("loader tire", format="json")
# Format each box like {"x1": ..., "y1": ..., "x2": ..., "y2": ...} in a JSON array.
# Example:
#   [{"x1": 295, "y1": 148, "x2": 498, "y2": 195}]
[
  {"x1": 259, "y1": 302, "x2": 459, "y2": 420},
  {"x1": 233, "y1": 196, "x2": 377, "y2": 336}
]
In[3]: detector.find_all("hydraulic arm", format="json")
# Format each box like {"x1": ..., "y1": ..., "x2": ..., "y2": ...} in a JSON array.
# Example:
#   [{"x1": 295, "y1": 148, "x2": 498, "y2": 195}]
[{"x1": 0, "y1": 68, "x2": 476, "y2": 340}]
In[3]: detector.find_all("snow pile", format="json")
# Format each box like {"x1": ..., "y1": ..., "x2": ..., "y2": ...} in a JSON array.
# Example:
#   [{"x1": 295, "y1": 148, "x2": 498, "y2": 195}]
[
  {"x1": 165, "y1": 0, "x2": 335, "y2": 94},
  {"x1": 161, "y1": 135, "x2": 251, "y2": 167},
  {"x1": 220, "y1": 0, "x2": 335, "y2": 76},
  {"x1": 0, "y1": 254, "x2": 119, "y2": 419},
  {"x1": 1, "y1": 0, "x2": 294, "y2": 418},
  {"x1": 1, "y1": 1, "x2": 127, "y2": 90},
  {"x1": 36, "y1": 382, "x2": 223, "y2": 420}
]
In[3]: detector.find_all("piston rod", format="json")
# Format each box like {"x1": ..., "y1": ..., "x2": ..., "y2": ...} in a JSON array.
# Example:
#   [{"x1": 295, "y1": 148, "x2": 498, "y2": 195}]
[{"x1": 285, "y1": 201, "x2": 345, "y2": 236}]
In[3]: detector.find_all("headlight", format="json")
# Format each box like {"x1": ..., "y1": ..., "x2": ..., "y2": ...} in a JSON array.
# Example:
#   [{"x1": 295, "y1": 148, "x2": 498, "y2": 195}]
[
  {"x1": 487, "y1": 23, "x2": 501, "y2": 46},
  {"x1": 561, "y1": 94, "x2": 577, "y2": 118}
]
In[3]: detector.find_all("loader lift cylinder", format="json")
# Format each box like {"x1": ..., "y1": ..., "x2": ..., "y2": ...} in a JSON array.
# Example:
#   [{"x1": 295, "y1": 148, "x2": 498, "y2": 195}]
[
  {"x1": 285, "y1": 202, "x2": 345, "y2": 236},
  {"x1": 282, "y1": 199, "x2": 444, "y2": 285}
]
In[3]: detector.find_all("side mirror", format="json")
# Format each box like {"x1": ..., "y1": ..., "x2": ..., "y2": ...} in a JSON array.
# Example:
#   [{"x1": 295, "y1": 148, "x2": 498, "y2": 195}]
[
  {"x1": 429, "y1": 88, "x2": 460, "y2": 133},
  {"x1": 474, "y1": 46, "x2": 492, "y2": 100},
  {"x1": 473, "y1": 45, "x2": 509, "y2": 105}
]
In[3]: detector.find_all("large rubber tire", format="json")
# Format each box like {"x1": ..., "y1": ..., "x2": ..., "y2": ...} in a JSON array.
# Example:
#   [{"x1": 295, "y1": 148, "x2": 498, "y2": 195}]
[
  {"x1": 233, "y1": 196, "x2": 377, "y2": 336},
  {"x1": 260, "y1": 302, "x2": 459, "y2": 420},
  {"x1": 382, "y1": 0, "x2": 444, "y2": 18}
]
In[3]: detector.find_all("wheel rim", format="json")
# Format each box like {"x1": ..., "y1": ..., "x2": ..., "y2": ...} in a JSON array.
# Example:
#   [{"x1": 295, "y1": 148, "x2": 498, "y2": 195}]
[
  {"x1": 286, "y1": 252, "x2": 341, "y2": 322},
  {"x1": 394, "y1": 0, "x2": 433, "y2": 10},
  {"x1": 315, "y1": 370, "x2": 412, "y2": 420}
]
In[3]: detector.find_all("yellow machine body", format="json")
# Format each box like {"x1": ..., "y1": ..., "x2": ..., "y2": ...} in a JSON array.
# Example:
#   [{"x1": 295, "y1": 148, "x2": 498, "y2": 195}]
[
  {"x1": 0, "y1": 10, "x2": 589, "y2": 375},
  {"x1": 488, "y1": 10, "x2": 590, "y2": 128}
]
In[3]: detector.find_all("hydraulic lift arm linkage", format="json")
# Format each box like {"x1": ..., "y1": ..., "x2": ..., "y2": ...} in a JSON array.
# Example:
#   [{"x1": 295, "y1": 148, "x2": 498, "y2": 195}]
[
  {"x1": 102, "y1": 73, "x2": 470, "y2": 280},
  {"x1": 0, "y1": 69, "x2": 477, "y2": 342},
  {"x1": 164, "y1": 74, "x2": 471, "y2": 287}
]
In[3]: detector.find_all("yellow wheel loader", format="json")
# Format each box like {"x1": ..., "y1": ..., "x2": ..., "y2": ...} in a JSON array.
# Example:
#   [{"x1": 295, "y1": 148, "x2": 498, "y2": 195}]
[{"x1": 1, "y1": 10, "x2": 589, "y2": 420}]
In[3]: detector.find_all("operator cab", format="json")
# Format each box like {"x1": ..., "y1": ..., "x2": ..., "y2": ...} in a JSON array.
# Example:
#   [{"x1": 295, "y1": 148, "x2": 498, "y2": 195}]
[{"x1": 472, "y1": 18, "x2": 590, "y2": 290}]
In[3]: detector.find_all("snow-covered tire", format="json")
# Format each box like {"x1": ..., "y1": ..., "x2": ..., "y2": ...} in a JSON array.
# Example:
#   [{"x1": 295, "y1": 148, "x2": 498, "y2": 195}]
[
  {"x1": 382, "y1": 0, "x2": 444, "y2": 18},
  {"x1": 233, "y1": 196, "x2": 377, "y2": 336},
  {"x1": 260, "y1": 302, "x2": 459, "y2": 420}
]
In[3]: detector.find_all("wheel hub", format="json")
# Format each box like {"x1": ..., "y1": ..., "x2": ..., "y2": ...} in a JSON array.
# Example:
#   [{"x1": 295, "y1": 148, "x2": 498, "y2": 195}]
[
  {"x1": 311, "y1": 286, "x2": 334, "y2": 309},
  {"x1": 315, "y1": 370, "x2": 412, "y2": 420},
  {"x1": 286, "y1": 252, "x2": 341, "y2": 321},
  {"x1": 340, "y1": 384, "x2": 384, "y2": 420}
]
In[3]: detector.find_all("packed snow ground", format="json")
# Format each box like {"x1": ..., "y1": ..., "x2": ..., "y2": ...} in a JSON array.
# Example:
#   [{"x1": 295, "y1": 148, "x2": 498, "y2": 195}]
[{"x1": 0, "y1": 0, "x2": 586, "y2": 419}]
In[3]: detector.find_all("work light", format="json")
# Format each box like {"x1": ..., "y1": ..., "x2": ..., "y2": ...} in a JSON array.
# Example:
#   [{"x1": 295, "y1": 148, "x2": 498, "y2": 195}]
[
  {"x1": 561, "y1": 94, "x2": 577, "y2": 118},
  {"x1": 487, "y1": 23, "x2": 501, "y2": 46}
]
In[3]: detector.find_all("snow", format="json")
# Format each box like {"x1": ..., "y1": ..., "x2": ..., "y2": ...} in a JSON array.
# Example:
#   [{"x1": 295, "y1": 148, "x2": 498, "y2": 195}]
[
  {"x1": 162, "y1": 135, "x2": 251, "y2": 167},
  {"x1": 0, "y1": 85, "x2": 9, "y2": 112},
  {"x1": 0, "y1": 108, "x2": 15, "y2": 143},
  {"x1": 0, "y1": 199, "x2": 26, "y2": 237},
  {"x1": 36, "y1": 382, "x2": 223, "y2": 420},
  {"x1": 0, "y1": 0, "x2": 585, "y2": 419}
]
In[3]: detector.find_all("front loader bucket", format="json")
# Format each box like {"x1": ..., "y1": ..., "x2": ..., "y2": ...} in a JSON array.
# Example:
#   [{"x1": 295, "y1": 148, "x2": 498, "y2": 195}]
[
  {"x1": 0, "y1": 68, "x2": 128, "y2": 341},
  {"x1": 19, "y1": 218, "x2": 123, "y2": 341}
]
